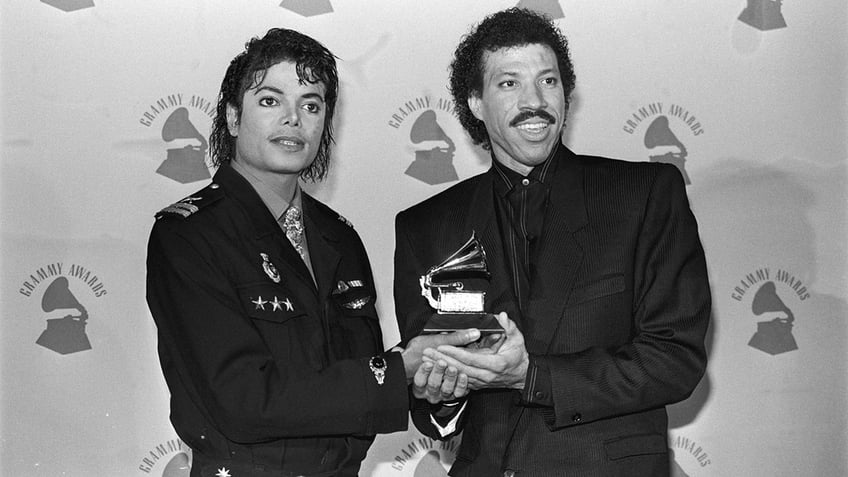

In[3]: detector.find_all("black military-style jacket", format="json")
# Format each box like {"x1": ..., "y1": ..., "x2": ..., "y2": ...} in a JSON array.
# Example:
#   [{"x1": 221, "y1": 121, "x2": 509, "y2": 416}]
[{"x1": 147, "y1": 165, "x2": 408, "y2": 477}]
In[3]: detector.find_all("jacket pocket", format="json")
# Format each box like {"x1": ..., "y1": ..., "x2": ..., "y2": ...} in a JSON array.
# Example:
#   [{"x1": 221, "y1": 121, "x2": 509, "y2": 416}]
[
  {"x1": 567, "y1": 274, "x2": 626, "y2": 306},
  {"x1": 604, "y1": 432, "x2": 668, "y2": 460}
]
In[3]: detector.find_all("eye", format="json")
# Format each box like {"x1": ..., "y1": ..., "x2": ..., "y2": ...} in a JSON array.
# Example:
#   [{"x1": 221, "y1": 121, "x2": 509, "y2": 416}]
[
  {"x1": 258, "y1": 96, "x2": 279, "y2": 107},
  {"x1": 499, "y1": 80, "x2": 517, "y2": 89},
  {"x1": 302, "y1": 102, "x2": 322, "y2": 114},
  {"x1": 541, "y1": 77, "x2": 558, "y2": 86}
]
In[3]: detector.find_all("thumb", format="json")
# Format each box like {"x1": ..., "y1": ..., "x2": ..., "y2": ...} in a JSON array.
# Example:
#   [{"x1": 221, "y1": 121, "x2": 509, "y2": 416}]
[{"x1": 494, "y1": 312, "x2": 511, "y2": 330}]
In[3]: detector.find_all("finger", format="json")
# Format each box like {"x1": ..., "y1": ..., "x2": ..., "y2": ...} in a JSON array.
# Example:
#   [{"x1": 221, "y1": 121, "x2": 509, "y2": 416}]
[
  {"x1": 452, "y1": 372, "x2": 469, "y2": 398},
  {"x1": 434, "y1": 344, "x2": 497, "y2": 369},
  {"x1": 479, "y1": 333, "x2": 505, "y2": 352},
  {"x1": 440, "y1": 366, "x2": 459, "y2": 396},
  {"x1": 424, "y1": 348, "x2": 491, "y2": 380},
  {"x1": 439, "y1": 328, "x2": 481, "y2": 347},
  {"x1": 495, "y1": 312, "x2": 513, "y2": 332},
  {"x1": 413, "y1": 361, "x2": 434, "y2": 389},
  {"x1": 426, "y1": 360, "x2": 448, "y2": 395}
]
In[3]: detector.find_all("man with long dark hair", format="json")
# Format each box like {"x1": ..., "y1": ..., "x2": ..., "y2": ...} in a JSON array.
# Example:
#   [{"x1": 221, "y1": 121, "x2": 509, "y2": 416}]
[{"x1": 147, "y1": 28, "x2": 477, "y2": 477}]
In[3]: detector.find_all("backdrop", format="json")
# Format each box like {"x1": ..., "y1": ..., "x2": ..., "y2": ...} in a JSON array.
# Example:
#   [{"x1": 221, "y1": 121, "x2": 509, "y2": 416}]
[{"x1": 2, "y1": 1, "x2": 846, "y2": 476}]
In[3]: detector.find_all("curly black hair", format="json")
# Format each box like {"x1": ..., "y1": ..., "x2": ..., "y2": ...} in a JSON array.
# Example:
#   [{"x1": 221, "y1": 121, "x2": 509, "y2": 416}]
[
  {"x1": 449, "y1": 8, "x2": 576, "y2": 149},
  {"x1": 209, "y1": 28, "x2": 338, "y2": 182}
]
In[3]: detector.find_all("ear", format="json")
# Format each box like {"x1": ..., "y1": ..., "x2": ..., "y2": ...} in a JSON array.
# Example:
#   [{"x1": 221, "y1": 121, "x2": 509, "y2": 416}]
[
  {"x1": 226, "y1": 103, "x2": 239, "y2": 137},
  {"x1": 467, "y1": 94, "x2": 483, "y2": 121}
]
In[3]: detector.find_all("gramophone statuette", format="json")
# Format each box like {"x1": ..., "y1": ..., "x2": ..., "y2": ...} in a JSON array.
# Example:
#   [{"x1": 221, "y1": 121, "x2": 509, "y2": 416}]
[{"x1": 419, "y1": 232, "x2": 504, "y2": 335}]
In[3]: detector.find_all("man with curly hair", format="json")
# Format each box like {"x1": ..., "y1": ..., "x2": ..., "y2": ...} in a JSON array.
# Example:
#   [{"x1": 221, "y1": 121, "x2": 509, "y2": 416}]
[
  {"x1": 147, "y1": 28, "x2": 479, "y2": 477},
  {"x1": 394, "y1": 8, "x2": 711, "y2": 476}
]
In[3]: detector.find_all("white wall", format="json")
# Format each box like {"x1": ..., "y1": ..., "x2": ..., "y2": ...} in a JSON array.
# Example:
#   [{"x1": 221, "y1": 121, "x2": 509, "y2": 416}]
[{"x1": 2, "y1": 1, "x2": 845, "y2": 475}]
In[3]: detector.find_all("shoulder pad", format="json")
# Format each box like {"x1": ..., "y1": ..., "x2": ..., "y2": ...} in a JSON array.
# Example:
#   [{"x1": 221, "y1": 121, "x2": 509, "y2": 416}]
[{"x1": 155, "y1": 183, "x2": 224, "y2": 220}]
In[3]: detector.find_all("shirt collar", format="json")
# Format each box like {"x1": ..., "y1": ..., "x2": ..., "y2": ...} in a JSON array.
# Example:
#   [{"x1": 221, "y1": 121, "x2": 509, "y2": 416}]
[
  {"x1": 230, "y1": 160, "x2": 302, "y2": 221},
  {"x1": 491, "y1": 141, "x2": 560, "y2": 198}
]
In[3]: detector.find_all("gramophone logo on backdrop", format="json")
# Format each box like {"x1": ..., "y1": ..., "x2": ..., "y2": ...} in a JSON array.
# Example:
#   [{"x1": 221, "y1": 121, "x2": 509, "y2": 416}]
[
  {"x1": 19, "y1": 262, "x2": 108, "y2": 355},
  {"x1": 669, "y1": 434, "x2": 712, "y2": 476},
  {"x1": 731, "y1": 267, "x2": 809, "y2": 355},
  {"x1": 138, "y1": 438, "x2": 191, "y2": 476},
  {"x1": 622, "y1": 102, "x2": 704, "y2": 185},
  {"x1": 515, "y1": 0, "x2": 564, "y2": 18},
  {"x1": 389, "y1": 96, "x2": 460, "y2": 185},
  {"x1": 738, "y1": 0, "x2": 787, "y2": 31},
  {"x1": 389, "y1": 436, "x2": 459, "y2": 476},
  {"x1": 279, "y1": 0, "x2": 333, "y2": 16},
  {"x1": 139, "y1": 94, "x2": 215, "y2": 184},
  {"x1": 40, "y1": 0, "x2": 94, "y2": 12}
]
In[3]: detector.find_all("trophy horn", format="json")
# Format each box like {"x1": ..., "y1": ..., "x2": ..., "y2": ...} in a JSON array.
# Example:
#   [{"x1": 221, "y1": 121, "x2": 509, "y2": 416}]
[{"x1": 425, "y1": 232, "x2": 490, "y2": 287}]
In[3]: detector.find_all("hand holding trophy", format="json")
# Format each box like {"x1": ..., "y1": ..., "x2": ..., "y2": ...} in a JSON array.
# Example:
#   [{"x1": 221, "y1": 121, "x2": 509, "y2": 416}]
[{"x1": 419, "y1": 232, "x2": 504, "y2": 336}]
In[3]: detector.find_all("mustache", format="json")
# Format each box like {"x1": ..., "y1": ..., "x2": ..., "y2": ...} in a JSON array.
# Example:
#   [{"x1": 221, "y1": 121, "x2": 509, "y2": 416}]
[{"x1": 509, "y1": 109, "x2": 556, "y2": 127}]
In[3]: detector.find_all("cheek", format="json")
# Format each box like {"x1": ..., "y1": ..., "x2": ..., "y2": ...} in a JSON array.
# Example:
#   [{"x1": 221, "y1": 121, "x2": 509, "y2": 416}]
[{"x1": 309, "y1": 117, "x2": 326, "y2": 140}]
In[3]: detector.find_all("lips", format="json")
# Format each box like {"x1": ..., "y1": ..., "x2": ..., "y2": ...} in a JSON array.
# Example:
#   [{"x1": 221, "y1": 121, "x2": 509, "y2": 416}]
[
  {"x1": 270, "y1": 135, "x2": 305, "y2": 151},
  {"x1": 514, "y1": 119, "x2": 553, "y2": 141},
  {"x1": 516, "y1": 121, "x2": 550, "y2": 133}
]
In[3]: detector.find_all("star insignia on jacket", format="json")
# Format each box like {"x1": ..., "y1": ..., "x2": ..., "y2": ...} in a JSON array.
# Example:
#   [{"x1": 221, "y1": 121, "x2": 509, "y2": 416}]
[
  {"x1": 252, "y1": 296, "x2": 267, "y2": 310},
  {"x1": 268, "y1": 296, "x2": 294, "y2": 312},
  {"x1": 215, "y1": 467, "x2": 231, "y2": 477}
]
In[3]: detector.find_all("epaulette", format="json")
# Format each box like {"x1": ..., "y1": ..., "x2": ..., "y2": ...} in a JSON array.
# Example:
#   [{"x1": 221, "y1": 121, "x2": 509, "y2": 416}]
[
  {"x1": 155, "y1": 183, "x2": 224, "y2": 220},
  {"x1": 337, "y1": 214, "x2": 354, "y2": 228}
]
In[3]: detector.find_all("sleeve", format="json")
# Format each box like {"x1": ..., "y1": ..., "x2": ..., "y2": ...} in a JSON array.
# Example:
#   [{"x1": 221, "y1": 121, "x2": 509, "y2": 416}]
[
  {"x1": 146, "y1": 221, "x2": 409, "y2": 444},
  {"x1": 393, "y1": 211, "x2": 468, "y2": 440},
  {"x1": 429, "y1": 400, "x2": 468, "y2": 437},
  {"x1": 393, "y1": 211, "x2": 434, "y2": 345},
  {"x1": 521, "y1": 355, "x2": 554, "y2": 407},
  {"x1": 542, "y1": 165, "x2": 711, "y2": 429}
]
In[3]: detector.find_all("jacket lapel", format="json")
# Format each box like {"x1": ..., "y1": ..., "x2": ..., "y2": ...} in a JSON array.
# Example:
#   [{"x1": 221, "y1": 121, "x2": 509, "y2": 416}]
[
  {"x1": 214, "y1": 166, "x2": 317, "y2": 294},
  {"x1": 301, "y1": 194, "x2": 342, "y2": 301},
  {"x1": 528, "y1": 147, "x2": 587, "y2": 351}
]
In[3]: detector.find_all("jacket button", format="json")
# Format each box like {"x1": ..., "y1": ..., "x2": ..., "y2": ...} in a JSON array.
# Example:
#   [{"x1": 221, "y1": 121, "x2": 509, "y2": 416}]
[
  {"x1": 572, "y1": 413, "x2": 582, "y2": 422},
  {"x1": 534, "y1": 391, "x2": 545, "y2": 399}
]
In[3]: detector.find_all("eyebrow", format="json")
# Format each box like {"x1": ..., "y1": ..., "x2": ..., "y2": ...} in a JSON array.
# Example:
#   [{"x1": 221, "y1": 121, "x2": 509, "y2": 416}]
[
  {"x1": 253, "y1": 85, "x2": 325, "y2": 102},
  {"x1": 492, "y1": 68, "x2": 559, "y2": 78}
]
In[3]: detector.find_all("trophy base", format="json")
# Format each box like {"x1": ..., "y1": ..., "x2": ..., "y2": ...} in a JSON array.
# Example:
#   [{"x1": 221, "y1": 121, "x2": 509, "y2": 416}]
[{"x1": 421, "y1": 312, "x2": 504, "y2": 336}]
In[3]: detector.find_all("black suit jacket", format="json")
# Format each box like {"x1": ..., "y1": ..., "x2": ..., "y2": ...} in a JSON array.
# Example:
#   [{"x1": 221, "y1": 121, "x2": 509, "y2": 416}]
[
  {"x1": 394, "y1": 147, "x2": 710, "y2": 477},
  {"x1": 147, "y1": 165, "x2": 408, "y2": 477}
]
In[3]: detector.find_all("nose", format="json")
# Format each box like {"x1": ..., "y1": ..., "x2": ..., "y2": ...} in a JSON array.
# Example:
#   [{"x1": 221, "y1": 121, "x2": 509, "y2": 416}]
[
  {"x1": 518, "y1": 83, "x2": 547, "y2": 110},
  {"x1": 280, "y1": 101, "x2": 300, "y2": 127}
]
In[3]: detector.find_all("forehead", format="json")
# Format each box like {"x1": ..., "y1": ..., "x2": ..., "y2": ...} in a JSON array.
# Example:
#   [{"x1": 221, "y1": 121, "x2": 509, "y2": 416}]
[
  {"x1": 480, "y1": 43, "x2": 559, "y2": 78},
  {"x1": 248, "y1": 60, "x2": 326, "y2": 95}
]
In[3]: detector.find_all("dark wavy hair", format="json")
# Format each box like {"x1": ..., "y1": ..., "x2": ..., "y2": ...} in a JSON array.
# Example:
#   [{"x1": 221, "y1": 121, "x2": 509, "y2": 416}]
[
  {"x1": 449, "y1": 8, "x2": 576, "y2": 149},
  {"x1": 209, "y1": 28, "x2": 338, "y2": 182}
]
